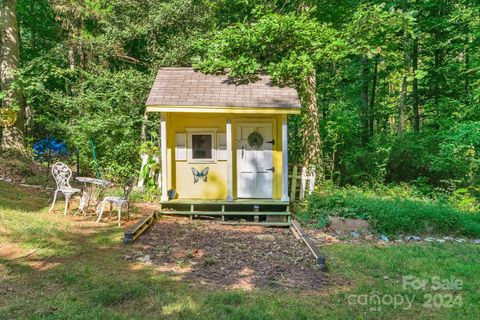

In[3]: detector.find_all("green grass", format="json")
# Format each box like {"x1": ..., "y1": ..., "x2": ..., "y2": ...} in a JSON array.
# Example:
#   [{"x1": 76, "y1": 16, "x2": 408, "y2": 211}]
[
  {"x1": 296, "y1": 185, "x2": 480, "y2": 237},
  {"x1": 1, "y1": 181, "x2": 479, "y2": 319}
]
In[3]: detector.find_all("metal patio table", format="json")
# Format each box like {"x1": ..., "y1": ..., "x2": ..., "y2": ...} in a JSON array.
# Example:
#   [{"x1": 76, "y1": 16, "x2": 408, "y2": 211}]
[{"x1": 75, "y1": 177, "x2": 112, "y2": 217}]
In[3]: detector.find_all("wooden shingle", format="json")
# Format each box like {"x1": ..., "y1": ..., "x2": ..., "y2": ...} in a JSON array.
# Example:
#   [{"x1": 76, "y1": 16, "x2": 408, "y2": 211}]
[{"x1": 146, "y1": 68, "x2": 301, "y2": 110}]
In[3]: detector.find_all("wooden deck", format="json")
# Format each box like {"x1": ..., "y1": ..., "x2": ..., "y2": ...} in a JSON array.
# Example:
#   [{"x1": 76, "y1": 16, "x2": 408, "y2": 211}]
[
  {"x1": 159, "y1": 199, "x2": 289, "y2": 205},
  {"x1": 159, "y1": 198, "x2": 291, "y2": 226}
]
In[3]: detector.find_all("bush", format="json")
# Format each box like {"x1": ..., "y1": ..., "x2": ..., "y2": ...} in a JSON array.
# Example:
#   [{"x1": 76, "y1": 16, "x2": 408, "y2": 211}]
[
  {"x1": 431, "y1": 122, "x2": 480, "y2": 188},
  {"x1": 296, "y1": 184, "x2": 480, "y2": 237},
  {"x1": 386, "y1": 132, "x2": 440, "y2": 183},
  {"x1": 20, "y1": 68, "x2": 152, "y2": 181}
]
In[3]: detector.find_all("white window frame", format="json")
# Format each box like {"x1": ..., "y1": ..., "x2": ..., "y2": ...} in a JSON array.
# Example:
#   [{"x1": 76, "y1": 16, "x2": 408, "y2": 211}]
[{"x1": 187, "y1": 128, "x2": 217, "y2": 163}]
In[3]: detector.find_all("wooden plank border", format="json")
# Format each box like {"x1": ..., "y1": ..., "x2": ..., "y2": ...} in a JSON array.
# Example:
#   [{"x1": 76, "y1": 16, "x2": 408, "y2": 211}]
[
  {"x1": 123, "y1": 212, "x2": 156, "y2": 244},
  {"x1": 291, "y1": 220, "x2": 326, "y2": 271}
]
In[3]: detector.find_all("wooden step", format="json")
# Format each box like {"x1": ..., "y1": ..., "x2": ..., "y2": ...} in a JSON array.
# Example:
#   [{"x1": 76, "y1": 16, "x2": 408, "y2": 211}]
[
  {"x1": 220, "y1": 221, "x2": 291, "y2": 226},
  {"x1": 160, "y1": 211, "x2": 289, "y2": 216}
]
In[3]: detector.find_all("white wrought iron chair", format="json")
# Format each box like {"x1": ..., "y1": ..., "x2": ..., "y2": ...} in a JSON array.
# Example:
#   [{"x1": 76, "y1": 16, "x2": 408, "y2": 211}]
[
  {"x1": 49, "y1": 162, "x2": 81, "y2": 215},
  {"x1": 96, "y1": 176, "x2": 136, "y2": 226}
]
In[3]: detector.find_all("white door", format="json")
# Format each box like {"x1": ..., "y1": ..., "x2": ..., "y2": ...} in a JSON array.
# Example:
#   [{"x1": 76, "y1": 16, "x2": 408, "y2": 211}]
[{"x1": 237, "y1": 123, "x2": 273, "y2": 198}]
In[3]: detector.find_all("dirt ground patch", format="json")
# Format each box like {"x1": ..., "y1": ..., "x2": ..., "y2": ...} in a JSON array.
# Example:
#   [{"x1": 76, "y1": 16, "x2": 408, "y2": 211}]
[{"x1": 125, "y1": 217, "x2": 329, "y2": 291}]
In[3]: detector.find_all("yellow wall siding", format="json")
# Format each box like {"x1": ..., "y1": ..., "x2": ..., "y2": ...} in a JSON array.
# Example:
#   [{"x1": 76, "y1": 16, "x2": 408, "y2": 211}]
[
  {"x1": 167, "y1": 113, "x2": 227, "y2": 199},
  {"x1": 166, "y1": 112, "x2": 284, "y2": 199}
]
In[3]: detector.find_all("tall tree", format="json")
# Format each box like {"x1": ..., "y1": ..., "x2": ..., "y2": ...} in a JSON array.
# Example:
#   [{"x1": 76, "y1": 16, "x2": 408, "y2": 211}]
[
  {"x1": 0, "y1": 0, "x2": 25, "y2": 150},
  {"x1": 411, "y1": 37, "x2": 420, "y2": 131},
  {"x1": 347, "y1": 3, "x2": 414, "y2": 139},
  {"x1": 360, "y1": 55, "x2": 370, "y2": 143},
  {"x1": 369, "y1": 55, "x2": 379, "y2": 136},
  {"x1": 194, "y1": 13, "x2": 346, "y2": 180}
]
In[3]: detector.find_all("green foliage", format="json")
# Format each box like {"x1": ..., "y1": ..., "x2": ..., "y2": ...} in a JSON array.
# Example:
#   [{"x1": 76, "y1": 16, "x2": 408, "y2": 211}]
[
  {"x1": 346, "y1": 3, "x2": 414, "y2": 58},
  {"x1": 386, "y1": 132, "x2": 440, "y2": 183},
  {"x1": 12, "y1": 0, "x2": 214, "y2": 181},
  {"x1": 297, "y1": 184, "x2": 480, "y2": 237},
  {"x1": 449, "y1": 187, "x2": 480, "y2": 213},
  {"x1": 431, "y1": 122, "x2": 480, "y2": 188},
  {"x1": 194, "y1": 12, "x2": 346, "y2": 83},
  {"x1": 56, "y1": 70, "x2": 150, "y2": 180},
  {"x1": 6, "y1": 0, "x2": 480, "y2": 197},
  {"x1": 139, "y1": 132, "x2": 161, "y2": 200}
]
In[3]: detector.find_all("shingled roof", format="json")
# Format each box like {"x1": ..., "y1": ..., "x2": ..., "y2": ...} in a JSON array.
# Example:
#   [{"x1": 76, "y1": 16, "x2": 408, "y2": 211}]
[{"x1": 145, "y1": 68, "x2": 300, "y2": 110}]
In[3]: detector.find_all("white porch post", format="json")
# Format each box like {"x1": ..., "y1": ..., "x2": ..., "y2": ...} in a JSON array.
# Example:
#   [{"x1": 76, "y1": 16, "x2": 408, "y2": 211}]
[
  {"x1": 226, "y1": 117, "x2": 233, "y2": 201},
  {"x1": 281, "y1": 114, "x2": 289, "y2": 202},
  {"x1": 160, "y1": 113, "x2": 168, "y2": 201}
]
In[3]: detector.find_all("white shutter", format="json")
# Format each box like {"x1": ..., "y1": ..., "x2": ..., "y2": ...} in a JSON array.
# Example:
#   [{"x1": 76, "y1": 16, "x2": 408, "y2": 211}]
[
  {"x1": 175, "y1": 133, "x2": 187, "y2": 161},
  {"x1": 217, "y1": 133, "x2": 227, "y2": 160}
]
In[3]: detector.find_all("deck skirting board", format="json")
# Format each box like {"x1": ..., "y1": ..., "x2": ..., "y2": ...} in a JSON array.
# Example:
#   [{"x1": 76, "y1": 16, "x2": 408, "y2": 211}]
[{"x1": 159, "y1": 200, "x2": 291, "y2": 226}]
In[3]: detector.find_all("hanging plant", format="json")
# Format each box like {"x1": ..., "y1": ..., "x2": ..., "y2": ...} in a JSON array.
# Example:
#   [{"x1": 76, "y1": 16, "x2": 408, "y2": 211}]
[{"x1": 248, "y1": 131, "x2": 264, "y2": 149}]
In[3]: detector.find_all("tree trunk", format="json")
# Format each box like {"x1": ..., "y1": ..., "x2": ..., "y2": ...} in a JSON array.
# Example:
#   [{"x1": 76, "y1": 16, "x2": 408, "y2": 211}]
[
  {"x1": 360, "y1": 55, "x2": 369, "y2": 143},
  {"x1": 140, "y1": 110, "x2": 148, "y2": 142},
  {"x1": 432, "y1": 5, "x2": 443, "y2": 124},
  {"x1": 300, "y1": 69, "x2": 324, "y2": 182},
  {"x1": 464, "y1": 40, "x2": 470, "y2": 105},
  {"x1": 398, "y1": 75, "x2": 407, "y2": 133},
  {"x1": 433, "y1": 47, "x2": 440, "y2": 115},
  {"x1": 369, "y1": 56, "x2": 379, "y2": 136},
  {"x1": 398, "y1": 27, "x2": 410, "y2": 134},
  {"x1": 68, "y1": 44, "x2": 75, "y2": 70},
  {"x1": 412, "y1": 38, "x2": 420, "y2": 132},
  {"x1": 0, "y1": 0, "x2": 25, "y2": 151}
]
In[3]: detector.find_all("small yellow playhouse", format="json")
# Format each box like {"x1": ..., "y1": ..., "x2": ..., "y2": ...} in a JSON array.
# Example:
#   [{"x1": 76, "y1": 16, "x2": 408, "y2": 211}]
[{"x1": 145, "y1": 68, "x2": 300, "y2": 225}]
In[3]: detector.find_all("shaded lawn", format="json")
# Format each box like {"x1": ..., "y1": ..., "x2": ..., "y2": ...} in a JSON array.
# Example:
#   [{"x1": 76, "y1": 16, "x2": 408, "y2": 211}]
[{"x1": 0, "y1": 182, "x2": 479, "y2": 319}]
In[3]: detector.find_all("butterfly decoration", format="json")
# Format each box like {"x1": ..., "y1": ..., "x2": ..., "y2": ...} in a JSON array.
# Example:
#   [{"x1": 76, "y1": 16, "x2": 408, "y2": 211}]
[{"x1": 191, "y1": 167, "x2": 209, "y2": 183}]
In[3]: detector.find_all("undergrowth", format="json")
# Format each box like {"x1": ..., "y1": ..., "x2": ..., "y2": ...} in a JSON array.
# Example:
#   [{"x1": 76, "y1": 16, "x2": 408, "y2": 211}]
[{"x1": 295, "y1": 183, "x2": 480, "y2": 237}]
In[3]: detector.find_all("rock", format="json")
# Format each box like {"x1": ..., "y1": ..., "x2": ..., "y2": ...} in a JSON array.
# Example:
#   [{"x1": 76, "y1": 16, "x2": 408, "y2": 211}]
[
  {"x1": 454, "y1": 238, "x2": 466, "y2": 243},
  {"x1": 405, "y1": 235, "x2": 422, "y2": 241},
  {"x1": 329, "y1": 217, "x2": 370, "y2": 232},
  {"x1": 380, "y1": 235, "x2": 389, "y2": 242},
  {"x1": 124, "y1": 255, "x2": 133, "y2": 260},
  {"x1": 435, "y1": 239, "x2": 446, "y2": 243},
  {"x1": 424, "y1": 237, "x2": 435, "y2": 242},
  {"x1": 443, "y1": 236, "x2": 455, "y2": 241},
  {"x1": 137, "y1": 255, "x2": 152, "y2": 264},
  {"x1": 350, "y1": 231, "x2": 360, "y2": 239},
  {"x1": 364, "y1": 234, "x2": 375, "y2": 241},
  {"x1": 254, "y1": 234, "x2": 276, "y2": 241},
  {"x1": 472, "y1": 239, "x2": 480, "y2": 244}
]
